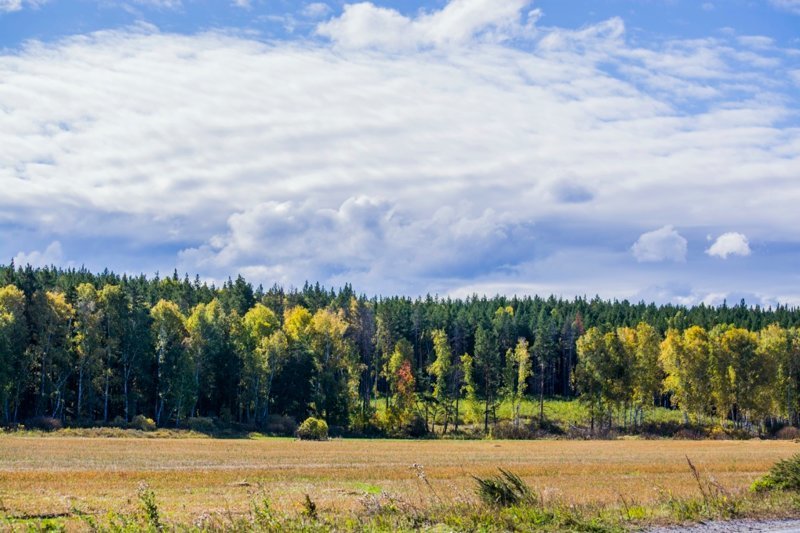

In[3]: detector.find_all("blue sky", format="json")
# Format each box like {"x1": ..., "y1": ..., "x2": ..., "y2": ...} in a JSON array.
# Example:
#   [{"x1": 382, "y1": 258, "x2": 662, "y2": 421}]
[{"x1": 1, "y1": 0, "x2": 799, "y2": 305}]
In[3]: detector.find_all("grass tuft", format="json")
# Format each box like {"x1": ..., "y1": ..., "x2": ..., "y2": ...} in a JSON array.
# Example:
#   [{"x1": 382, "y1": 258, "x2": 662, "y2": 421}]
[{"x1": 473, "y1": 468, "x2": 537, "y2": 508}]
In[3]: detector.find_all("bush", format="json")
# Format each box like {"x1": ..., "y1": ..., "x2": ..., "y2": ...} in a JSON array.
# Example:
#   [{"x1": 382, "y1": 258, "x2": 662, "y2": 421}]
[
  {"x1": 489, "y1": 421, "x2": 536, "y2": 440},
  {"x1": 775, "y1": 426, "x2": 800, "y2": 440},
  {"x1": 751, "y1": 453, "x2": 800, "y2": 492},
  {"x1": 24, "y1": 416, "x2": 62, "y2": 431},
  {"x1": 186, "y1": 417, "x2": 216, "y2": 433},
  {"x1": 296, "y1": 417, "x2": 329, "y2": 441},
  {"x1": 110, "y1": 415, "x2": 127, "y2": 428},
  {"x1": 709, "y1": 426, "x2": 751, "y2": 440},
  {"x1": 673, "y1": 426, "x2": 708, "y2": 440},
  {"x1": 402, "y1": 413, "x2": 428, "y2": 438},
  {"x1": 349, "y1": 412, "x2": 384, "y2": 437},
  {"x1": 264, "y1": 414, "x2": 297, "y2": 437},
  {"x1": 473, "y1": 468, "x2": 537, "y2": 507},
  {"x1": 130, "y1": 415, "x2": 156, "y2": 431}
]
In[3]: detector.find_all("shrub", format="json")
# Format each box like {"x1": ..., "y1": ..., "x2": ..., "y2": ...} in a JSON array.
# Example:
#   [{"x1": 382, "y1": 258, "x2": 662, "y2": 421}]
[
  {"x1": 751, "y1": 453, "x2": 800, "y2": 492},
  {"x1": 296, "y1": 417, "x2": 328, "y2": 441},
  {"x1": 775, "y1": 426, "x2": 800, "y2": 441},
  {"x1": 24, "y1": 416, "x2": 62, "y2": 432},
  {"x1": 490, "y1": 421, "x2": 536, "y2": 440},
  {"x1": 186, "y1": 417, "x2": 216, "y2": 433},
  {"x1": 674, "y1": 426, "x2": 707, "y2": 440},
  {"x1": 110, "y1": 415, "x2": 127, "y2": 428},
  {"x1": 402, "y1": 413, "x2": 428, "y2": 438},
  {"x1": 264, "y1": 414, "x2": 297, "y2": 437},
  {"x1": 473, "y1": 468, "x2": 537, "y2": 507},
  {"x1": 130, "y1": 415, "x2": 156, "y2": 431},
  {"x1": 350, "y1": 412, "x2": 384, "y2": 437}
]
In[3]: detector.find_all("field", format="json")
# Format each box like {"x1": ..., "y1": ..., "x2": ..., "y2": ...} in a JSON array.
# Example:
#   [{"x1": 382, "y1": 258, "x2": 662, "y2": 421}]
[{"x1": 0, "y1": 435, "x2": 798, "y2": 530}]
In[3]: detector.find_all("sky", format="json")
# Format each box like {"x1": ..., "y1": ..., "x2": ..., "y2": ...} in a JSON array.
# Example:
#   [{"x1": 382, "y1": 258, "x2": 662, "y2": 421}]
[{"x1": 1, "y1": 0, "x2": 799, "y2": 306}]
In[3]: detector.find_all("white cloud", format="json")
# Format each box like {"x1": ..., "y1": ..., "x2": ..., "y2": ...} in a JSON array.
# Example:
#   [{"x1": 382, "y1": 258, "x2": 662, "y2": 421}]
[
  {"x1": 0, "y1": 0, "x2": 46, "y2": 13},
  {"x1": 316, "y1": 0, "x2": 537, "y2": 50},
  {"x1": 232, "y1": 0, "x2": 251, "y2": 8},
  {"x1": 0, "y1": 0, "x2": 21, "y2": 12},
  {"x1": 632, "y1": 226, "x2": 688, "y2": 263},
  {"x1": 302, "y1": 2, "x2": 330, "y2": 18},
  {"x1": 0, "y1": 0, "x2": 798, "y2": 300},
  {"x1": 131, "y1": 0, "x2": 182, "y2": 9},
  {"x1": 179, "y1": 196, "x2": 536, "y2": 291},
  {"x1": 706, "y1": 232, "x2": 751, "y2": 259},
  {"x1": 769, "y1": 0, "x2": 800, "y2": 14},
  {"x1": 13, "y1": 241, "x2": 63, "y2": 268}
]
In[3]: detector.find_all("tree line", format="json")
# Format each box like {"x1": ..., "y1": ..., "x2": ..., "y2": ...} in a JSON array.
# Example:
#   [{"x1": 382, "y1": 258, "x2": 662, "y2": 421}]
[
  {"x1": 574, "y1": 323, "x2": 799, "y2": 432},
  {"x1": 1, "y1": 263, "x2": 799, "y2": 433}
]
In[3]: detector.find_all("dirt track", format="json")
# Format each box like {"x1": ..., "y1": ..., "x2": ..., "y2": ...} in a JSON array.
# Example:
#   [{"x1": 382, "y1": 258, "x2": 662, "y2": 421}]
[{"x1": 649, "y1": 519, "x2": 800, "y2": 532}]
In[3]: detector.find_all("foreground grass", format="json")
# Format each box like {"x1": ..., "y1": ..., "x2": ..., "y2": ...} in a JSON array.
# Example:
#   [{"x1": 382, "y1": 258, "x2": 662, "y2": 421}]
[
  {"x1": 0, "y1": 437, "x2": 798, "y2": 530},
  {"x1": 3, "y1": 475, "x2": 800, "y2": 532}
]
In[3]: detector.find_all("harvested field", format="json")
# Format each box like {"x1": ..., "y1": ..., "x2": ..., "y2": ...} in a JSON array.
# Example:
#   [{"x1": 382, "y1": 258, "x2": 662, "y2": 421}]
[{"x1": 0, "y1": 437, "x2": 797, "y2": 523}]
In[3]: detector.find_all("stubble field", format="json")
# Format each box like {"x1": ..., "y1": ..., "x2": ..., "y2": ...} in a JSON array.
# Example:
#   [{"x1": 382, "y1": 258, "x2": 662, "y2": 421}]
[{"x1": 0, "y1": 436, "x2": 797, "y2": 525}]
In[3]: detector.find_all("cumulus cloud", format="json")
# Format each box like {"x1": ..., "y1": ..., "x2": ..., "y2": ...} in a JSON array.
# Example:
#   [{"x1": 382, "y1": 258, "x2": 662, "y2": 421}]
[
  {"x1": 179, "y1": 196, "x2": 537, "y2": 291},
  {"x1": 769, "y1": 0, "x2": 800, "y2": 14},
  {"x1": 0, "y1": 0, "x2": 798, "y2": 300},
  {"x1": 632, "y1": 226, "x2": 688, "y2": 263},
  {"x1": 706, "y1": 233, "x2": 751, "y2": 259},
  {"x1": 316, "y1": 0, "x2": 538, "y2": 50},
  {"x1": 13, "y1": 241, "x2": 63, "y2": 268}
]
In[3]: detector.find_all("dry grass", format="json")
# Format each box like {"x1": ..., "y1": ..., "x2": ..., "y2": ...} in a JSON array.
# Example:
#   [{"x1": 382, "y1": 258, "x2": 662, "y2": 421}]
[{"x1": 0, "y1": 436, "x2": 797, "y2": 524}]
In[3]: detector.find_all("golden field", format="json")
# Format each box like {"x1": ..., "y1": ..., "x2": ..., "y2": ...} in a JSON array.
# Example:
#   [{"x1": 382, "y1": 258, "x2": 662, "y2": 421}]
[{"x1": 0, "y1": 436, "x2": 797, "y2": 523}]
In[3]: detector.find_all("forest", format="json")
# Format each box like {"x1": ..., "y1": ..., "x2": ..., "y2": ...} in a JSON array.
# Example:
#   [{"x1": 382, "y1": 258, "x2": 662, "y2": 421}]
[{"x1": 0, "y1": 263, "x2": 799, "y2": 436}]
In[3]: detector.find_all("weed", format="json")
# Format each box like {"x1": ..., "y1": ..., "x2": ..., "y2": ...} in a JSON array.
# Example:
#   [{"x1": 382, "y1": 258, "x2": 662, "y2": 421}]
[
  {"x1": 301, "y1": 494, "x2": 317, "y2": 519},
  {"x1": 249, "y1": 496, "x2": 271, "y2": 528},
  {"x1": 137, "y1": 482, "x2": 162, "y2": 531},
  {"x1": 473, "y1": 468, "x2": 537, "y2": 507},
  {"x1": 685, "y1": 455, "x2": 739, "y2": 518},
  {"x1": 410, "y1": 463, "x2": 443, "y2": 506}
]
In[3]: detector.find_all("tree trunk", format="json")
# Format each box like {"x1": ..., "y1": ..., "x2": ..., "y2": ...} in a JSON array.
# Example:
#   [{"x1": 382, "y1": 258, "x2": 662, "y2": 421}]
[
  {"x1": 123, "y1": 365, "x2": 130, "y2": 423},
  {"x1": 539, "y1": 359, "x2": 545, "y2": 426},
  {"x1": 484, "y1": 395, "x2": 490, "y2": 433},
  {"x1": 454, "y1": 394, "x2": 459, "y2": 433},
  {"x1": 12, "y1": 381, "x2": 21, "y2": 423},
  {"x1": 104, "y1": 348, "x2": 111, "y2": 423},
  {"x1": 156, "y1": 398, "x2": 164, "y2": 426},
  {"x1": 77, "y1": 363, "x2": 84, "y2": 420}
]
